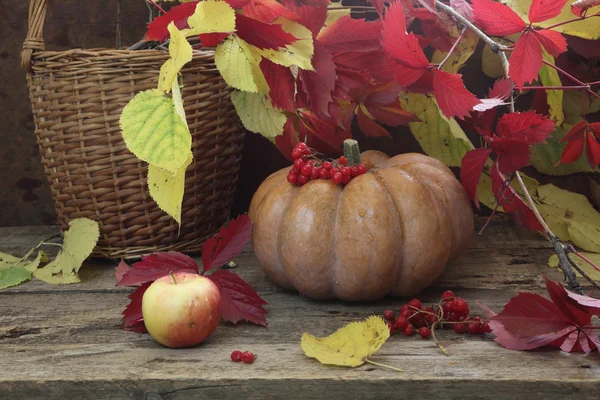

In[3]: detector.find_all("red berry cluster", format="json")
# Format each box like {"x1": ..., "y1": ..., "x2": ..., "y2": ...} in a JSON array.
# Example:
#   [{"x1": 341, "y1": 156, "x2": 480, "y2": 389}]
[
  {"x1": 287, "y1": 142, "x2": 367, "y2": 186},
  {"x1": 230, "y1": 350, "x2": 255, "y2": 364},
  {"x1": 382, "y1": 290, "x2": 491, "y2": 339}
]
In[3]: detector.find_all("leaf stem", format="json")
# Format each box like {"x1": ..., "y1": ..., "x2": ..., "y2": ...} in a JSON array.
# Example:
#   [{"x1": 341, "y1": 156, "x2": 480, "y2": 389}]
[
  {"x1": 479, "y1": 204, "x2": 499, "y2": 235},
  {"x1": 364, "y1": 359, "x2": 404, "y2": 372},
  {"x1": 437, "y1": 27, "x2": 467, "y2": 70},
  {"x1": 146, "y1": 0, "x2": 166, "y2": 14},
  {"x1": 541, "y1": 60, "x2": 600, "y2": 102},
  {"x1": 568, "y1": 247, "x2": 600, "y2": 274},
  {"x1": 542, "y1": 12, "x2": 600, "y2": 31},
  {"x1": 521, "y1": 85, "x2": 590, "y2": 91}
]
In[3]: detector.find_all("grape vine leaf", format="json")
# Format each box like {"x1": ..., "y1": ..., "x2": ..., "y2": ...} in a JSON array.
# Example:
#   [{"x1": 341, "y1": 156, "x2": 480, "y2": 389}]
[
  {"x1": 241, "y1": 0, "x2": 299, "y2": 23},
  {"x1": 510, "y1": 31, "x2": 543, "y2": 89},
  {"x1": 144, "y1": 2, "x2": 197, "y2": 42},
  {"x1": 318, "y1": 16, "x2": 382, "y2": 53},
  {"x1": 381, "y1": 2, "x2": 430, "y2": 69},
  {"x1": 528, "y1": 0, "x2": 570, "y2": 23},
  {"x1": 258, "y1": 18, "x2": 314, "y2": 70},
  {"x1": 231, "y1": 91, "x2": 287, "y2": 140},
  {"x1": 0, "y1": 250, "x2": 46, "y2": 273},
  {"x1": 297, "y1": 41, "x2": 336, "y2": 118},
  {"x1": 460, "y1": 148, "x2": 492, "y2": 209},
  {"x1": 116, "y1": 252, "x2": 198, "y2": 286},
  {"x1": 301, "y1": 316, "x2": 395, "y2": 368},
  {"x1": 33, "y1": 218, "x2": 100, "y2": 284},
  {"x1": 260, "y1": 58, "x2": 296, "y2": 112},
  {"x1": 471, "y1": 0, "x2": 526, "y2": 36},
  {"x1": 534, "y1": 30, "x2": 568, "y2": 57},
  {"x1": 558, "y1": 121, "x2": 600, "y2": 168},
  {"x1": 432, "y1": 70, "x2": 481, "y2": 120},
  {"x1": 215, "y1": 35, "x2": 270, "y2": 93},
  {"x1": 185, "y1": 0, "x2": 236, "y2": 37},
  {"x1": 202, "y1": 214, "x2": 253, "y2": 272}
]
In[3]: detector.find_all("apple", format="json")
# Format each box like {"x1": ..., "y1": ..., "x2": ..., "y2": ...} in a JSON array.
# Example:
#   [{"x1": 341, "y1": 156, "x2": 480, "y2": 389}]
[{"x1": 142, "y1": 271, "x2": 222, "y2": 348}]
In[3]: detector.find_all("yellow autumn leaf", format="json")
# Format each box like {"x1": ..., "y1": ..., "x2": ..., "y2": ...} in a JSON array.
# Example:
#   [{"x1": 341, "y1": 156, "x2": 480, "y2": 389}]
[
  {"x1": 301, "y1": 316, "x2": 401, "y2": 371},
  {"x1": 431, "y1": 30, "x2": 479, "y2": 74},
  {"x1": 400, "y1": 92, "x2": 474, "y2": 167},
  {"x1": 259, "y1": 18, "x2": 314, "y2": 70},
  {"x1": 215, "y1": 35, "x2": 269, "y2": 93},
  {"x1": 325, "y1": 7, "x2": 350, "y2": 27},
  {"x1": 184, "y1": 0, "x2": 236, "y2": 37},
  {"x1": 548, "y1": 252, "x2": 600, "y2": 281},
  {"x1": 148, "y1": 153, "x2": 193, "y2": 225},
  {"x1": 231, "y1": 91, "x2": 287, "y2": 141},
  {"x1": 563, "y1": 90, "x2": 600, "y2": 125},
  {"x1": 0, "y1": 250, "x2": 46, "y2": 273},
  {"x1": 481, "y1": 37, "x2": 515, "y2": 78},
  {"x1": 34, "y1": 218, "x2": 100, "y2": 284},
  {"x1": 538, "y1": 51, "x2": 564, "y2": 125},
  {"x1": 504, "y1": 0, "x2": 600, "y2": 40},
  {"x1": 158, "y1": 23, "x2": 193, "y2": 93}
]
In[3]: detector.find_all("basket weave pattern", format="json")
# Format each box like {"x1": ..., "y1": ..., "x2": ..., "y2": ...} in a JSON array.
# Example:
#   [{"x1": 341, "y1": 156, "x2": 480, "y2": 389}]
[{"x1": 21, "y1": 1, "x2": 244, "y2": 259}]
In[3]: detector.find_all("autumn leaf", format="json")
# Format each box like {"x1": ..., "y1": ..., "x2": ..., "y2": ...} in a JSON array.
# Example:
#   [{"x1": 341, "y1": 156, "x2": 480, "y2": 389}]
[
  {"x1": 201, "y1": 214, "x2": 253, "y2": 272},
  {"x1": 184, "y1": 0, "x2": 236, "y2": 37},
  {"x1": 235, "y1": 13, "x2": 298, "y2": 50},
  {"x1": 381, "y1": 3, "x2": 430, "y2": 69},
  {"x1": 0, "y1": 250, "x2": 46, "y2": 272},
  {"x1": 558, "y1": 121, "x2": 600, "y2": 168},
  {"x1": 357, "y1": 105, "x2": 392, "y2": 138},
  {"x1": 231, "y1": 91, "x2": 287, "y2": 140},
  {"x1": 318, "y1": 16, "x2": 382, "y2": 53},
  {"x1": 215, "y1": 35, "x2": 270, "y2": 93},
  {"x1": 241, "y1": 0, "x2": 299, "y2": 23},
  {"x1": 286, "y1": 4, "x2": 327, "y2": 38},
  {"x1": 432, "y1": 70, "x2": 481, "y2": 120},
  {"x1": 297, "y1": 41, "x2": 336, "y2": 117},
  {"x1": 510, "y1": 31, "x2": 544, "y2": 89},
  {"x1": 148, "y1": 153, "x2": 193, "y2": 224},
  {"x1": 450, "y1": 0, "x2": 473, "y2": 21},
  {"x1": 571, "y1": 0, "x2": 600, "y2": 16},
  {"x1": 206, "y1": 269, "x2": 268, "y2": 326},
  {"x1": 157, "y1": 23, "x2": 193, "y2": 93},
  {"x1": 144, "y1": 2, "x2": 197, "y2": 41},
  {"x1": 460, "y1": 148, "x2": 492, "y2": 209},
  {"x1": 276, "y1": 117, "x2": 300, "y2": 160},
  {"x1": 495, "y1": 111, "x2": 555, "y2": 144},
  {"x1": 258, "y1": 18, "x2": 314, "y2": 70},
  {"x1": 0, "y1": 268, "x2": 32, "y2": 290},
  {"x1": 301, "y1": 316, "x2": 401, "y2": 371},
  {"x1": 116, "y1": 252, "x2": 198, "y2": 286},
  {"x1": 528, "y1": 0, "x2": 570, "y2": 23},
  {"x1": 122, "y1": 282, "x2": 152, "y2": 332},
  {"x1": 534, "y1": 30, "x2": 568, "y2": 57},
  {"x1": 471, "y1": 0, "x2": 526, "y2": 36},
  {"x1": 260, "y1": 59, "x2": 296, "y2": 112}
]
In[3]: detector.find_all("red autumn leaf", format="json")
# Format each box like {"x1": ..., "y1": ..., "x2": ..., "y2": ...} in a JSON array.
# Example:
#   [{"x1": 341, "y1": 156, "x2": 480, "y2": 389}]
[
  {"x1": 115, "y1": 259, "x2": 130, "y2": 283},
  {"x1": 318, "y1": 17, "x2": 383, "y2": 53},
  {"x1": 558, "y1": 121, "x2": 600, "y2": 167},
  {"x1": 144, "y1": 2, "x2": 197, "y2": 41},
  {"x1": 201, "y1": 214, "x2": 253, "y2": 272},
  {"x1": 357, "y1": 106, "x2": 392, "y2": 138},
  {"x1": 460, "y1": 148, "x2": 492, "y2": 209},
  {"x1": 558, "y1": 136, "x2": 585, "y2": 164},
  {"x1": 543, "y1": 277, "x2": 593, "y2": 326},
  {"x1": 421, "y1": 20, "x2": 455, "y2": 52},
  {"x1": 534, "y1": 30, "x2": 568, "y2": 57},
  {"x1": 366, "y1": 100, "x2": 420, "y2": 127},
  {"x1": 381, "y1": 3, "x2": 430, "y2": 69},
  {"x1": 276, "y1": 117, "x2": 299, "y2": 161},
  {"x1": 566, "y1": 290, "x2": 600, "y2": 315},
  {"x1": 529, "y1": 0, "x2": 570, "y2": 23},
  {"x1": 560, "y1": 119, "x2": 587, "y2": 142},
  {"x1": 122, "y1": 282, "x2": 152, "y2": 332},
  {"x1": 471, "y1": 0, "x2": 526, "y2": 36},
  {"x1": 510, "y1": 32, "x2": 544, "y2": 89},
  {"x1": 449, "y1": 0, "x2": 473, "y2": 21},
  {"x1": 495, "y1": 111, "x2": 555, "y2": 145},
  {"x1": 241, "y1": 0, "x2": 299, "y2": 23},
  {"x1": 432, "y1": 70, "x2": 481, "y2": 120},
  {"x1": 236, "y1": 14, "x2": 298, "y2": 50},
  {"x1": 297, "y1": 41, "x2": 336, "y2": 117},
  {"x1": 586, "y1": 130, "x2": 600, "y2": 167},
  {"x1": 287, "y1": 5, "x2": 328, "y2": 38},
  {"x1": 358, "y1": 81, "x2": 402, "y2": 106},
  {"x1": 491, "y1": 163, "x2": 543, "y2": 231},
  {"x1": 406, "y1": 69, "x2": 435, "y2": 94},
  {"x1": 385, "y1": 59, "x2": 427, "y2": 87},
  {"x1": 116, "y1": 252, "x2": 198, "y2": 287},
  {"x1": 299, "y1": 111, "x2": 352, "y2": 153},
  {"x1": 489, "y1": 137, "x2": 532, "y2": 173},
  {"x1": 207, "y1": 270, "x2": 268, "y2": 326},
  {"x1": 199, "y1": 33, "x2": 230, "y2": 47},
  {"x1": 260, "y1": 59, "x2": 296, "y2": 112},
  {"x1": 571, "y1": 0, "x2": 600, "y2": 16},
  {"x1": 488, "y1": 78, "x2": 515, "y2": 100}
]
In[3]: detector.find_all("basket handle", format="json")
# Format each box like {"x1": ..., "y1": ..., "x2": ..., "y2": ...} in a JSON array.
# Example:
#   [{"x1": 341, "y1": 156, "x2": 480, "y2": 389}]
[{"x1": 21, "y1": 0, "x2": 48, "y2": 72}]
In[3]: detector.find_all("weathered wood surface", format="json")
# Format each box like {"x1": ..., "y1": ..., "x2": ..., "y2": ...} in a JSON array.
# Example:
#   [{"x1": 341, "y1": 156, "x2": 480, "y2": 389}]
[{"x1": 0, "y1": 217, "x2": 598, "y2": 399}]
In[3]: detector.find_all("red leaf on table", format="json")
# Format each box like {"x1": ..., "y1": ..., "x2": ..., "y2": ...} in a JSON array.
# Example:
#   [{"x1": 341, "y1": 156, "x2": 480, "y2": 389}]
[
  {"x1": 357, "y1": 106, "x2": 392, "y2": 138},
  {"x1": 534, "y1": 30, "x2": 568, "y2": 57},
  {"x1": 115, "y1": 259, "x2": 130, "y2": 283},
  {"x1": 122, "y1": 282, "x2": 152, "y2": 333},
  {"x1": 381, "y1": 3, "x2": 430, "y2": 69},
  {"x1": 241, "y1": 0, "x2": 299, "y2": 23},
  {"x1": 236, "y1": 14, "x2": 298, "y2": 50},
  {"x1": 460, "y1": 148, "x2": 493, "y2": 209},
  {"x1": 471, "y1": 0, "x2": 526, "y2": 36},
  {"x1": 318, "y1": 17, "x2": 382, "y2": 53},
  {"x1": 144, "y1": 2, "x2": 197, "y2": 41},
  {"x1": 543, "y1": 277, "x2": 593, "y2": 326},
  {"x1": 366, "y1": 100, "x2": 420, "y2": 127},
  {"x1": 495, "y1": 111, "x2": 554, "y2": 145},
  {"x1": 207, "y1": 270, "x2": 268, "y2": 326},
  {"x1": 529, "y1": 0, "x2": 570, "y2": 23},
  {"x1": 260, "y1": 59, "x2": 296, "y2": 112},
  {"x1": 510, "y1": 32, "x2": 544, "y2": 89},
  {"x1": 297, "y1": 41, "x2": 336, "y2": 118},
  {"x1": 566, "y1": 291, "x2": 600, "y2": 315},
  {"x1": 199, "y1": 33, "x2": 230, "y2": 47},
  {"x1": 202, "y1": 214, "x2": 253, "y2": 273},
  {"x1": 488, "y1": 78, "x2": 515, "y2": 100},
  {"x1": 449, "y1": 0, "x2": 473, "y2": 21},
  {"x1": 117, "y1": 252, "x2": 199, "y2": 287},
  {"x1": 432, "y1": 70, "x2": 481, "y2": 120}
]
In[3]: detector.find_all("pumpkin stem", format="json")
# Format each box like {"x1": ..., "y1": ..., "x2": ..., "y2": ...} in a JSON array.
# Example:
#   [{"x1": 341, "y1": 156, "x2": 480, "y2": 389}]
[{"x1": 343, "y1": 139, "x2": 360, "y2": 166}]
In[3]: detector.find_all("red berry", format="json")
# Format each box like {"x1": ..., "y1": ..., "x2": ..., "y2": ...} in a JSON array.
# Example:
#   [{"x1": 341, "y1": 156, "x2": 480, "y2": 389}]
[
  {"x1": 399, "y1": 304, "x2": 409, "y2": 313},
  {"x1": 357, "y1": 163, "x2": 367, "y2": 175},
  {"x1": 412, "y1": 315, "x2": 427, "y2": 328},
  {"x1": 322, "y1": 161, "x2": 332, "y2": 170},
  {"x1": 342, "y1": 174, "x2": 351, "y2": 184},
  {"x1": 403, "y1": 324, "x2": 415, "y2": 336},
  {"x1": 319, "y1": 169, "x2": 330, "y2": 179},
  {"x1": 241, "y1": 351, "x2": 255, "y2": 364},
  {"x1": 287, "y1": 172, "x2": 298, "y2": 185},
  {"x1": 426, "y1": 314, "x2": 438, "y2": 326},
  {"x1": 466, "y1": 322, "x2": 480, "y2": 334},
  {"x1": 453, "y1": 323, "x2": 466, "y2": 334},
  {"x1": 400, "y1": 309, "x2": 413, "y2": 319},
  {"x1": 441, "y1": 290, "x2": 455, "y2": 302},
  {"x1": 296, "y1": 142, "x2": 307, "y2": 151},
  {"x1": 301, "y1": 164, "x2": 312, "y2": 176},
  {"x1": 388, "y1": 321, "x2": 395, "y2": 335},
  {"x1": 311, "y1": 167, "x2": 320, "y2": 180},
  {"x1": 293, "y1": 159, "x2": 305, "y2": 173},
  {"x1": 231, "y1": 350, "x2": 243, "y2": 362},
  {"x1": 303, "y1": 148, "x2": 311, "y2": 156},
  {"x1": 395, "y1": 316, "x2": 409, "y2": 331},
  {"x1": 349, "y1": 166, "x2": 359, "y2": 177},
  {"x1": 442, "y1": 301, "x2": 454, "y2": 315},
  {"x1": 418, "y1": 327, "x2": 431, "y2": 339},
  {"x1": 447, "y1": 312, "x2": 458, "y2": 322},
  {"x1": 340, "y1": 166, "x2": 351, "y2": 177},
  {"x1": 338, "y1": 156, "x2": 348, "y2": 165},
  {"x1": 298, "y1": 174, "x2": 310, "y2": 185},
  {"x1": 291, "y1": 148, "x2": 303, "y2": 160},
  {"x1": 452, "y1": 298, "x2": 469, "y2": 316},
  {"x1": 383, "y1": 309, "x2": 395, "y2": 321},
  {"x1": 481, "y1": 321, "x2": 492, "y2": 333},
  {"x1": 472, "y1": 316, "x2": 482, "y2": 322},
  {"x1": 332, "y1": 172, "x2": 343, "y2": 185},
  {"x1": 408, "y1": 298, "x2": 422, "y2": 310}
]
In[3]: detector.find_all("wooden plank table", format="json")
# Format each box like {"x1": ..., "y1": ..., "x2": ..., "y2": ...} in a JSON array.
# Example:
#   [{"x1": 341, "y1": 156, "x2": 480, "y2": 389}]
[{"x1": 1, "y1": 217, "x2": 599, "y2": 399}]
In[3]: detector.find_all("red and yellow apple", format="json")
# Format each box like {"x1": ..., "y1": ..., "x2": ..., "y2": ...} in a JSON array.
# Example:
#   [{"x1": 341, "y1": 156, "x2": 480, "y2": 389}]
[{"x1": 142, "y1": 272, "x2": 222, "y2": 348}]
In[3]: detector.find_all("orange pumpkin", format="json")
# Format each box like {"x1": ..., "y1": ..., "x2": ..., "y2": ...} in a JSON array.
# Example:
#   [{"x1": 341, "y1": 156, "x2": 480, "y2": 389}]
[{"x1": 248, "y1": 148, "x2": 474, "y2": 301}]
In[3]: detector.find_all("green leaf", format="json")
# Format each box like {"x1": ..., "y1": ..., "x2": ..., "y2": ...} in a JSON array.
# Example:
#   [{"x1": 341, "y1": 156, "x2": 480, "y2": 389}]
[
  {"x1": 148, "y1": 153, "x2": 193, "y2": 224},
  {"x1": 399, "y1": 92, "x2": 474, "y2": 167},
  {"x1": 33, "y1": 218, "x2": 100, "y2": 284},
  {"x1": 538, "y1": 51, "x2": 563, "y2": 125},
  {"x1": 431, "y1": 30, "x2": 479, "y2": 74},
  {"x1": 0, "y1": 268, "x2": 32, "y2": 290},
  {"x1": 231, "y1": 91, "x2": 287, "y2": 140},
  {"x1": 120, "y1": 89, "x2": 192, "y2": 173}
]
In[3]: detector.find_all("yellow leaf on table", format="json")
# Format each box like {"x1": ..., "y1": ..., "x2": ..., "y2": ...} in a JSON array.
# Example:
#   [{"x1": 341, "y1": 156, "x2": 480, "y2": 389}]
[
  {"x1": 148, "y1": 153, "x2": 193, "y2": 225},
  {"x1": 399, "y1": 92, "x2": 474, "y2": 167},
  {"x1": 231, "y1": 91, "x2": 287, "y2": 141},
  {"x1": 259, "y1": 18, "x2": 314, "y2": 70},
  {"x1": 215, "y1": 35, "x2": 269, "y2": 93},
  {"x1": 158, "y1": 23, "x2": 193, "y2": 93},
  {"x1": 120, "y1": 89, "x2": 192, "y2": 173},
  {"x1": 538, "y1": 51, "x2": 564, "y2": 125},
  {"x1": 34, "y1": 218, "x2": 100, "y2": 285},
  {"x1": 431, "y1": 30, "x2": 479, "y2": 74},
  {"x1": 0, "y1": 250, "x2": 47, "y2": 273},
  {"x1": 302, "y1": 316, "x2": 400, "y2": 370},
  {"x1": 504, "y1": 0, "x2": 600, "y2": 40},
  {"x1": 184, "y1": 0, "x2": 236, "y2": 37},
  {"x1": 548, "y1": 252, "x2": 600, "y2": 281}
]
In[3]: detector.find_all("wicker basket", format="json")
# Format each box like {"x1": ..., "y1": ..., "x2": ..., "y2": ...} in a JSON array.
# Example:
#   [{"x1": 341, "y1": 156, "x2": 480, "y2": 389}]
[{"x1": 20, "y1": 0, "x2": 245, "y2": 259}]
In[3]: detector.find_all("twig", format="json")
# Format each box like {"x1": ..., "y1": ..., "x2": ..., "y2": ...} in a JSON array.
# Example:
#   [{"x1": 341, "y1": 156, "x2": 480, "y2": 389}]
[
  {"x1": 479, "y1": 204, "x2": 499, "y2": 235},
  {"x1": 566, "y1": 254, "x2": 600, "y2": 291},
  {"x1": 541, "y1": 59, "x2": 600, "y2": 102},
  {"x1": 542, "y1": 11, "x2": 600, "y2": 31},
  {"x1": 146, "y1": 0, "x2": 166, "y2": 14},
  {"x1": 568, "y1": 246, "x2": 600, "y2": 275},
  {"x1": 437, "y1": 27, "x2": 467, "y2": 70},
  {"x1": 364, "y1": 359, "x2": 404, "y2": 372},
  {"x1": 521, "y1": 85, "x2": 590, "y2": 91},
  {"x1": 116, "y1": 0, "x2": 122, "y2": 49}
]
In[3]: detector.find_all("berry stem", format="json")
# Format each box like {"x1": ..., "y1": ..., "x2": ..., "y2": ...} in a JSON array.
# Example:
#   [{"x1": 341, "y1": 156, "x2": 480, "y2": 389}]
[
  {"x1": 364, "y1": 359, "x2": 404, "y2": 372},
  {"x1": 343, "y1": 139, "x2": 361, "y2": 166},
  {"x1": 170, "y1": 271, "x2": 178, "y2": 284},
  {"x1": 479, "y1": 204, "x2": 499, "y2": 235}
]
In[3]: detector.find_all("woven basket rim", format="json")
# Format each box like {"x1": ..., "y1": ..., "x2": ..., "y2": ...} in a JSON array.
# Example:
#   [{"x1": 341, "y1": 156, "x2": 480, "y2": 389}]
[{"x1": 30, "y1": 47, "x2": 216, "y2": 59}]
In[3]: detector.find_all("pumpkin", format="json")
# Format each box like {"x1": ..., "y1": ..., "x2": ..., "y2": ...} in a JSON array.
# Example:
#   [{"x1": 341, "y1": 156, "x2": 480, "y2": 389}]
[{"x1": 248, "y1": 145, "x2": 474, "y2": 301}]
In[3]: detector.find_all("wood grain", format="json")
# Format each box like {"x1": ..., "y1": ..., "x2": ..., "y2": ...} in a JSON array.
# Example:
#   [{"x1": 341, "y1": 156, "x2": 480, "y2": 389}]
[{"x1": 0, "y1": 217, "x2": 597, "y2": 399}]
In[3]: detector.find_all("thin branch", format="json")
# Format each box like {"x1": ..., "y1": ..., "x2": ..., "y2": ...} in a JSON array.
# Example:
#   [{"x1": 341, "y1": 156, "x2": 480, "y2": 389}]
[
  {"x1": 146, "y1": 0, "x2": 166, "y2": 14},
  {"x1": 479, "y1": 204, "x2": 499, "y2": 235},
  {"x1": 541, "y1": 60, "x2": 600, "y2": 102},
  {"x1": 437, "y1": 27, "x2": 467, "y2": 70},
  {"x1": 542, "y1": 11, "x2": 600, "y2": 31},
  {"x1": 566, "y1": 254, "x2": 600, "y2": 291},
  {"x1": 521, "y1": 85, "x2": 590, "y2": 91},
  {"x1": 568, "y1": 247, "x2": 600, "y2": 275}
]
